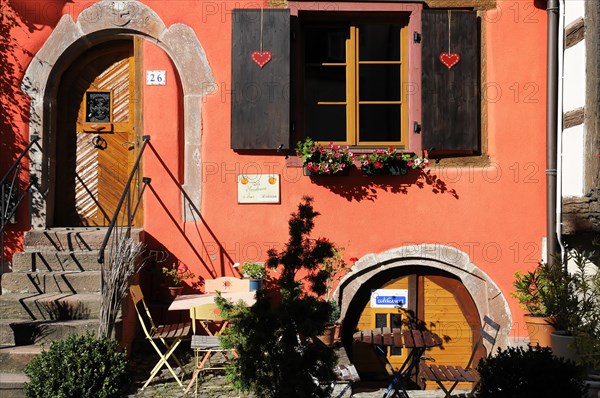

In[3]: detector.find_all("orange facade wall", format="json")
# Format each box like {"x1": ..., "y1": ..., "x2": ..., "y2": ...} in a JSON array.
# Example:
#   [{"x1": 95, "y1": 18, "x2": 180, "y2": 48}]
[{"x1": 3, "y1": 0, "x2": 549, "y2": 338}]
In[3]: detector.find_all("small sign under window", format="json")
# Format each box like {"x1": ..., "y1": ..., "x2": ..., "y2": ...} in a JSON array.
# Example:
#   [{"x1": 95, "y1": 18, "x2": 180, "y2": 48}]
[{"x1": 371, "y1": 289, "x2": 408, "y2": 308}]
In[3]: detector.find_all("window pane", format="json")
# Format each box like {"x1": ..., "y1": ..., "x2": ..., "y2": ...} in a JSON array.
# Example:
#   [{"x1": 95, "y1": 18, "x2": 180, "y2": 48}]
[
  {"x1": 390, "y1": 313, "x2": 402, "y2": 328},
  {"x1": 305, "y1": 26, "x2": 349, "y2": 64},
  {"x1": 375, "y1": 313, "x2": 388, "y2": 329},
  {"x1": 306, "y1": 65, "x2": 346, "y2": 102},
  {"x1": 390, "y1": 314, "x2": 403, "y2": 356},
  {"x1": 359, "y1": 64, "x2": 400, "y2": 101},
  {"x1": 305, "y1": 105, "x2": 347, "y2": 142},
  {"x1": 359, "y1": 104, "x2": 400, "y2": 142},
  {"x1": 359, "y1": 24, "x2": 400, "y2": 61}
]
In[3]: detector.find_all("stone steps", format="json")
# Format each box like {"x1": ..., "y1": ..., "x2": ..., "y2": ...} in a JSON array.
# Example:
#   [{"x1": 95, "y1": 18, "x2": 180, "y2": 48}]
[
  {"x1": 0, "y1": 345, "x2": 41, "y2": 373},
  {"x1": 23, "y1": 228, "x2": 142, "y2": 252},
  {"x1": 0, "y1": 293, "x2": 102, "y2": 321},
  {"x1": 0, "y1": 319, "x2": 100, "y2": 346},
  {"x1": 1, "y1": 271, "x2": 101, "y2": 294},
  {"x1": 24, "y1": 228, "x2": 111, "y2": 252},
  {"x1": 0, "y1": 227, "x2": 142, "y2": 390},
  {"x1": 0, "y1": 372, "x2": 28, "y2": 398},
  {"x1": 11, "y1": 251, "x2": 102, "y2": 272}
]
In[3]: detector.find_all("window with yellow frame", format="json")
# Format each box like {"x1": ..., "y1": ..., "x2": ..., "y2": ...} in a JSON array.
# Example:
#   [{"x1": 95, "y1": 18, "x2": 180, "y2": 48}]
[{"x1": 303, "y1": 16, "x2": 409, "y2": 148}]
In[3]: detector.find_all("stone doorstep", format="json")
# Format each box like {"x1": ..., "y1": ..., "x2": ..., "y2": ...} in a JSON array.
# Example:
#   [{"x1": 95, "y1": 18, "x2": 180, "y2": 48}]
[
  {"x1": 1, "y1": 271, "x2": 101, "y2": 294},
  {"x1": 23, "y1": 229, "x2": 143, "y2": 252}
]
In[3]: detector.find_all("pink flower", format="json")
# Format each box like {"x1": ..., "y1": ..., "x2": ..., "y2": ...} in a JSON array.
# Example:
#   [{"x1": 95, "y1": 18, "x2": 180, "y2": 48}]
[
  {"x1": 374, "y1": 161, "x2": 383, "y2": 169},
  {"x1": 407, "y1": 160, "x2": 414, "y2": 167},
  {"x1": 311, "y1": 147, "x2": 316, "y2": 153}
]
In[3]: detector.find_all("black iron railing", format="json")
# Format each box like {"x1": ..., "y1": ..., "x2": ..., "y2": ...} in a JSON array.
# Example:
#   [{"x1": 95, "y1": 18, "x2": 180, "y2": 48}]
[
  {"x1": 1, "y1": 135, "x2": 42, "y2": 275},
  {"x1": 97, "y1": 136, "x2": 151, "y2": 286}
]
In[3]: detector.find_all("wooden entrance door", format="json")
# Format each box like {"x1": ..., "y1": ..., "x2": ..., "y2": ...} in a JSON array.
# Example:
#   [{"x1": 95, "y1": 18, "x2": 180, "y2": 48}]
[
  {"x1": 355, "y1": 271, "x2": 481, "y2": 388},
  {"x1": 54, "y1": 40, "x2": 142, "y2": 227}
]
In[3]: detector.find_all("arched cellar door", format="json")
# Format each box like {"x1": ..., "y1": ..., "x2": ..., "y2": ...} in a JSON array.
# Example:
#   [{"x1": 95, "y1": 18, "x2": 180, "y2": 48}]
[{"x1": 350, "y1": 268, "x2": 483, "y2": 390}]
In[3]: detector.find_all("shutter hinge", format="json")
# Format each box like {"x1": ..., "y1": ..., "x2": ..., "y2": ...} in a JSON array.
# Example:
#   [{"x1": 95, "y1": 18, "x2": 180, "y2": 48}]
[
  {"x1": 413, "y1": 32, "x2": 421, "y2": 43},
  {"x1": 292, "y1": 121, "x2": 296, "y2": 133},
  {"x1": 413, "y1": 122, "x2": 422, "y2": 134}
]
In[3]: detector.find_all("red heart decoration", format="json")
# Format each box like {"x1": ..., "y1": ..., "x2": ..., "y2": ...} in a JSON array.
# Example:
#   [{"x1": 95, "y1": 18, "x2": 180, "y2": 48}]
[
  {"x1": 251, "y1": 51, "x2": 272, "y2": 69},
  {"x1": 439, "y1": 52, "x2": 460, "y2": 69}
]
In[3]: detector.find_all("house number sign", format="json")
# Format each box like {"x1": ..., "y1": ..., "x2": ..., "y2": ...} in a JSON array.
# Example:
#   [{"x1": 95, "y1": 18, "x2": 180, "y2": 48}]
[{"x1": 146, "y1": 70, "x2": 166, "y2": 85}]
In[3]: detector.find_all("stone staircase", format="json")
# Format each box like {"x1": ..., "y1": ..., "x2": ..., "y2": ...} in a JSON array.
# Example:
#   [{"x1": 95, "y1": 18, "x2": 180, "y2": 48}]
[{"x1": 0, "y1": 228, "x2": 138, "y2": 395}]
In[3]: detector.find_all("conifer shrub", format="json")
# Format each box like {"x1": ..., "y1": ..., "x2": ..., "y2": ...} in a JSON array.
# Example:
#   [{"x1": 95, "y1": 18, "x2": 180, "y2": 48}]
[
  {"x1": 24, "y1": 333, "x2": 130, "y2": 398},
  {"x1": 217, "y1": 196, "x2": 338, "y2": 397}
]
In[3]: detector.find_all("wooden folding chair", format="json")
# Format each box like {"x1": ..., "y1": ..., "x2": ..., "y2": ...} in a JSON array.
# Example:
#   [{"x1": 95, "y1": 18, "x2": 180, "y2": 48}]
[
  {"x1": 129, "y1": 284, "x2": 192, "y2": 390},
  {"x1": 185, "y1": 303, "x2": 238, "y2": 396},
  {"x1": 419, "y1": 315, "x2": 501, "y2": 398}
]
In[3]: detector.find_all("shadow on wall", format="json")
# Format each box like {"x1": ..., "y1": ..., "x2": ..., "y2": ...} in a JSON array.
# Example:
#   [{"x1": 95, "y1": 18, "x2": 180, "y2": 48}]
[
  {"x1": 144, "y1": 143, "x2": 238, "y2": 282},
  {"x1": 1, "y1": 3, "x2": 34, "y2": 267},
  {"x1": 308, "y1": 168, "x2": 459, "y2": 202}
]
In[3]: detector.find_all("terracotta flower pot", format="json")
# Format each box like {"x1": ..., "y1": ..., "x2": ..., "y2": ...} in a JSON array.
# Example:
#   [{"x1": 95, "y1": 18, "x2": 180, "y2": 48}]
[
  {"x1": 168, "y1": 286, "x2": 183, "y2": 298},
  {"x1": 524, "y1": 314, "x2": 556, "y2": 348},
  {"x1": 317, "y1": 324, "x2": 337, "y2": 347}
]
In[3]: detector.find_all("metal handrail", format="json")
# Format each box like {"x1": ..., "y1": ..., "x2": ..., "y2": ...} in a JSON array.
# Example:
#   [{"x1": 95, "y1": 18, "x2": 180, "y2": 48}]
[
  {"x1": 97, "y1": 135, "x2": 151, "y2": 265},
  {"x1": 1, "y1": 135, "x2": 42, "y2": 275}
]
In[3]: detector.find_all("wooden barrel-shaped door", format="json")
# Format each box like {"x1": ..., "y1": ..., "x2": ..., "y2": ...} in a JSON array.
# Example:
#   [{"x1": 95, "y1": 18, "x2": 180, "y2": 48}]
[
  {"x1": 351, "y1": 269, "x2": 480, "y2": 390},
  {"x1": 55, "y1": 39, "x2": 142, "y2": 227}
]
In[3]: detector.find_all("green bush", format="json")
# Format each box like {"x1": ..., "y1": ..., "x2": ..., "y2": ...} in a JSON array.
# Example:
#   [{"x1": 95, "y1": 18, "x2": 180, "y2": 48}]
[
  {"x1": 217, "y1": 197, "x2": 338, "y2": 397},
  {"x1": 474, "y1": 345, "x2": 587, "y2": 398},
  {"x1": 24, "y1": 333, "x2": 130, "y2": 398}
]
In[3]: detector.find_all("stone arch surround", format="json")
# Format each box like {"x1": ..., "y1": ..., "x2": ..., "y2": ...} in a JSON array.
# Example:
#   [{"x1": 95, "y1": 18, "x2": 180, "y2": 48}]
[
  {"x1": 335, "y1": 244, "x2": 512, "y2": 349},
  {"x1": 22, "y1": 0, "x2": 214, "y2": 228}
]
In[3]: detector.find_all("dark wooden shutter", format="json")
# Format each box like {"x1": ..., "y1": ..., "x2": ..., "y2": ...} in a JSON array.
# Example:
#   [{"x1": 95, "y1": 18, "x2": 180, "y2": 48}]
[
  {"x1": 231, "y1": 9, "x2": 290, "y2": 150},
  {"x1": 422, "y1": 10, "x2": 479, "y2": 154}
]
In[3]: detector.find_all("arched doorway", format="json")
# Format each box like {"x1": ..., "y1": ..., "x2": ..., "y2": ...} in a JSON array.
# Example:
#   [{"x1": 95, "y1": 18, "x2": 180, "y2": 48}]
[
  {"x1": 336, "y1": 244, "x2": 511, "y2": 388},
  {"x1": 345, "y1": 266, "x2": 482, "y2": 389},
  {"x1": 54, "y1": 39, "x2": 142, "y2": 227},
  {"x1": 21, "y1": 0, "x2": 214, "y2": 229}
]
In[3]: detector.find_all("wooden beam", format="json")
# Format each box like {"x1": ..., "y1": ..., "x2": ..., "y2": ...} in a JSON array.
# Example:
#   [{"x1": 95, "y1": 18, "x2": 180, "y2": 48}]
[
  {"x1": 565, "y1": 17, "x2": 585, "y2": 49},
  {"x1": 563, "y1": 107, "x2": 585, "y2": 129}
]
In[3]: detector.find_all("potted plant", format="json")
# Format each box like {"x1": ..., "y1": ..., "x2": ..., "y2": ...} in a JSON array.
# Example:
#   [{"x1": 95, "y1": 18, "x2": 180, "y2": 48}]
[
  {"x1": 315, "y1": 246, "x2": 352, "y2": 346},
  {"x1": 359, "y1": 146, "x2": 429, "y2": 176},
  {"x1": 548, "y1": 249, "x2": 600, "y2": 370},
  {"x1": 511, "y1": 261, "x2": 558, "y2": 347},
  {"x1": 162, "y1": 263, "x2": 196, "y2": 297},
  {"x1": 241, "y1": 261, "x2": 267, "y2": 291},
  {"x1": 296, "y1": 137, "x2": 355, "y2": 175}
]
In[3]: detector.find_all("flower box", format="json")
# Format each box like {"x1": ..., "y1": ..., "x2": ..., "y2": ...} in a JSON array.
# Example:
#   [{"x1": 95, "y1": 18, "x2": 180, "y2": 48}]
[
  {"x1": 359, "y1": 147, "x2": 429, "y2": 175},
  {"x1": 296, "y1": 138, "x2": 355, "y2": 176}
]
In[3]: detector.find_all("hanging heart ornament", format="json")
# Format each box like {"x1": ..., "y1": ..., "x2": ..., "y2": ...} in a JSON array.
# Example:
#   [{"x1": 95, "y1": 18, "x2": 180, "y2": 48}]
[
  {"x1": 439, "y1": 52, "x2": 460, "y2": 69},
  {"x1": 251, "y1": 51, "x2": 272, "y2": 69}
]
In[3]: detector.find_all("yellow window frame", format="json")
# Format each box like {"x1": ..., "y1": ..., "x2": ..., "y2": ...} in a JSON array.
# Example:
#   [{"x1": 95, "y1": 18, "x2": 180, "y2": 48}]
[{"x1": 314, "y1": 22, "x2": 409, "y2": 148}]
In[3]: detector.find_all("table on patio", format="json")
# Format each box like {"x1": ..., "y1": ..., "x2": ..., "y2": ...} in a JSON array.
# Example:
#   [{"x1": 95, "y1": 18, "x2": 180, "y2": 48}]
[
  {"x1": 353, "y1": 328, "x2": 443, "y2": 398},
  {"x1": 168, "y1": 291, "x2": 256, "y2": 396}
]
